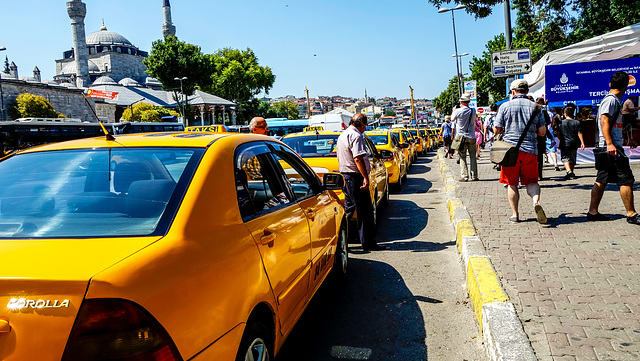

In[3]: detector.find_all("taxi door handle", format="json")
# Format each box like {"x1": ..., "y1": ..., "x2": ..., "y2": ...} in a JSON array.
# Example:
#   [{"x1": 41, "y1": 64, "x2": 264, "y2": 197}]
[
  {"x1": 305, "y1": 209, "x2": 315, "y2": 220},
  {"x1": 260, "y1": 230, "x2": 276, "y2": 245}
]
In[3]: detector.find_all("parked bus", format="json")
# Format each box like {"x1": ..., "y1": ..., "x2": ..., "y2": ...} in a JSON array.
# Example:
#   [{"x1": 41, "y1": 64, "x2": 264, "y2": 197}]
[
  {"x1": 0, "y1": 121, "x2": 185, "y2": 155},
  {"x1": 266, "y1": 119, "x2": 309, "y2": 137}
]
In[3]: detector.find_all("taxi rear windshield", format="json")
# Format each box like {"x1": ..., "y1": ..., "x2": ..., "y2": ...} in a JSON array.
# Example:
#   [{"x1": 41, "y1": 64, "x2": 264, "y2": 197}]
[
  {"x1": 367, "y1": 135, "x2": 389, "y2": 146},
  {"x1": 281, "y1": 135, "x2": 339, "y2": 157},
  {"x1": 0, "y1": 148, "x2": 202, "y2": 238}
]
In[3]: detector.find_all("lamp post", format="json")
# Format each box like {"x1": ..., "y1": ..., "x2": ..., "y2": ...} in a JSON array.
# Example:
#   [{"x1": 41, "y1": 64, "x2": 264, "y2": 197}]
[
  {"x1": 452, "y1": 52, "x2": 469, "y2": 94},
  {"x1": 0, "y1": 46, "x2": 6, "y2": 121},
  {"x1": 438, "y1": 4, "x2": 466, "y2": 99},
  {"x1": 174, "y1": 76, "x2": 187, "y2": 125}
]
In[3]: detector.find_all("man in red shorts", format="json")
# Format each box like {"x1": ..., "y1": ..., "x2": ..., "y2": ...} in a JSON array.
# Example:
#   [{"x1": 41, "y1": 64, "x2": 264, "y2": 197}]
[{"x1": 493, "y1": 79, "x2": 548, "y2": 223}]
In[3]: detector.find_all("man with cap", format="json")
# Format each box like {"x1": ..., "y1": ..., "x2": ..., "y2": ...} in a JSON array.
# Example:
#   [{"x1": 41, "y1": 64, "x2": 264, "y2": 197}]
[
  {"x1": 493, "y1": 79, "x2": 548, "y2": 224},
  {"x1": 451, "y1": 94, "x2": 478, "y2": 181},
  {"x1": 440, "y1": 115, "x2": 453, "y2": 158}
]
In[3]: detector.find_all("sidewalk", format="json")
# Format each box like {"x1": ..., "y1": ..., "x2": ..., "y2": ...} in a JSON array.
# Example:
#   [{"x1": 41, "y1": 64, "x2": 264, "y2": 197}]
[{"x1": 445, "y1": 153, "x2": 640, "y2": 361}]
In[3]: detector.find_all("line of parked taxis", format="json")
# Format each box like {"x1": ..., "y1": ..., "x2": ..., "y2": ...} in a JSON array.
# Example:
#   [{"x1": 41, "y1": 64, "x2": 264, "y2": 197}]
[{"x1": 0, "y1": 123, "x2": 440, "y2": 361}]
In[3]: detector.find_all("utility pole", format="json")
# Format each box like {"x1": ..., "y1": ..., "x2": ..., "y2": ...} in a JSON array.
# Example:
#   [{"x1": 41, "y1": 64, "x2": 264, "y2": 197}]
[
  {"x1": 409, "y1": 86, "x2": 416, "y2": 123},
  {"x1": 305, "y1": 87, "x2": 311, "y2": 118}
]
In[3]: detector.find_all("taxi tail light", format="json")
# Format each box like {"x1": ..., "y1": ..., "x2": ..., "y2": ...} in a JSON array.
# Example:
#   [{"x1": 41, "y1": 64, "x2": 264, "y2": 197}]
[{"x1": 62, "y1": 299, "x2": 183, "y2": 361}]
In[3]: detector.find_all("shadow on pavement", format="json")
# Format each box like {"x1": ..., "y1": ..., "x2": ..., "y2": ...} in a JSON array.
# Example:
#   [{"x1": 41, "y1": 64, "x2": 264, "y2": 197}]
[
  {"x1": 408, "y1": 164, "x2": 431, "y2": 175},
  {"x1": 377, "y1": 199, "x2": 428, "y2": 241},
  {"x1": 402, "y1": 178, "x2": 432, "y2": 194},
  {"x1": 544, "y1": 212, "x2": 626, "y2": 227},
  {"x1": 276, "y1": 258, "x2": 427, "y2": 361}
]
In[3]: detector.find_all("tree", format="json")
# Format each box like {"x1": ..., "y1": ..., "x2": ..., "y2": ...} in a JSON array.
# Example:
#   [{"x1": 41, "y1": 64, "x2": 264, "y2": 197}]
[
  {"x1": 121, "y1": 102, "x2": 180, "y2": 122},
  {"x1": 384, "y1": 110, "x2": 396, "y2": 117},
  {"x1": 468, "y1": 34, "x2": 511, "y2": 104},
  {"x1": 433, "y1": 76, "x2": 462, "y2": 116},
  {"x1": 204, "y1": 48, "x2": 275, "y2": 122},
  {"x1": 143, "y1": 36, "x2": 214, "y2": 119},
  {"x1": 9, "y1": 93, "x2": 65, "y2": 119},
  {"x1": 272, "y1": 101, "x2": 299, "y2": 120}
]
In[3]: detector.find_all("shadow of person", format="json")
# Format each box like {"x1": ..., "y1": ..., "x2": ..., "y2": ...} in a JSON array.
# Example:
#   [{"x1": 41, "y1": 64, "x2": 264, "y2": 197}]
[{"x1": 277, "y1": 258, "x2": 428, "y2": 361}]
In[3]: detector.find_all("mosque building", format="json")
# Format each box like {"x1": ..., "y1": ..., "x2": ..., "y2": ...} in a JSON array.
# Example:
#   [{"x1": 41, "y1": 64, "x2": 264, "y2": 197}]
[{"x1": 0, "y1": 0, "x2": 235, "y2": 124}]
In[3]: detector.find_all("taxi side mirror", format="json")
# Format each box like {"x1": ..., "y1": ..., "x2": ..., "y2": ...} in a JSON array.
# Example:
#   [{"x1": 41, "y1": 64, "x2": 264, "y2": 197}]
[
  {"x1": 379, "y1": 149, "x2": 394, "y2": 160},
  {"x1": 323, "y1": 173, "x2": 344, "y2": 190}
]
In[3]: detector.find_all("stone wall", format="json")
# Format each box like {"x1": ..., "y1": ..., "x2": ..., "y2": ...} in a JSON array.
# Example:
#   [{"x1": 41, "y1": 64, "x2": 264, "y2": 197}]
[
  {"x1": 94, "y1": 102, "x2": 117, "y2": 123},
  {"x1": 1, "y1": 79, "x2": 97, "y2": 122}
]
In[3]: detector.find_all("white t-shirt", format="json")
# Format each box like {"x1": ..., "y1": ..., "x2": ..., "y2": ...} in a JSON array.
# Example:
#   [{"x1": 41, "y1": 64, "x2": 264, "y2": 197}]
[{"x1": 337, "y1": 126, "x2": 370, "y2": 174}]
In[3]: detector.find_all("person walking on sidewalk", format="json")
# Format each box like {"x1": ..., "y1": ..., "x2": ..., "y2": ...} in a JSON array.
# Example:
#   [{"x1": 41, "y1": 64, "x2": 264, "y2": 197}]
[
  {"x1": 493, "y1": 79, "x2": 548, "y2": 224},
  {"x1": 587, "y1": 71, "x2": 640, "y2": 225},
  {"x1": 337, "y1": 113, "x2": 385, "y2": 250},
  {"x1": 560, "y1": 105, "x2": 585, "y2": 180},
  {"x1": 451, "y1": 95, "x2": 477, "y2": 181},
  {"x1": 441, "y1": 115, "x2": 454, "y2": 158}
]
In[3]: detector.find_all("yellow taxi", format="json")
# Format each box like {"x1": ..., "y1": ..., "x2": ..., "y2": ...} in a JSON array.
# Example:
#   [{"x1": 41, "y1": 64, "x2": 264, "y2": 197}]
[
  {"x1": 281, "y1": 129, "x2": 389, "y2": 224},
  {"x1": 0, "y1": 131, "x2": 348, "y2": 361},
  {"x1": 185, "y1": 124, "x2": 228, "y2": 133},
  {"x1": 390, "y1": 128, "x2": 416, "y2": 167},
  {"x1": 418, "y1": 128, "x2": 433, "y2": 152},
  {"x1": 365, "y1": 129, "x2": 408, "y2": 190},
  {"x1": 408, "y1": 128, "x2": 428, "y2": 156},
  {"x1": 428, "y1": 127, "x2": 443, "y2": 147}
]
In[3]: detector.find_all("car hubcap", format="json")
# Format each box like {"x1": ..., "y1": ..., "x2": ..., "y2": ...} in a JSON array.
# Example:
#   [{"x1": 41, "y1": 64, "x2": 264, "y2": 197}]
[{"x1": 245, "y1": 338, "x2": 269, "y2": 361}]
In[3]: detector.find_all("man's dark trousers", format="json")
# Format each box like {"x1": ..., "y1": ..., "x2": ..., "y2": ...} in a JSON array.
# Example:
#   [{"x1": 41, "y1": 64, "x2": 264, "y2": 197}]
[{"x1": 342, "y1": 172, "x2": 376, "y2": 249}]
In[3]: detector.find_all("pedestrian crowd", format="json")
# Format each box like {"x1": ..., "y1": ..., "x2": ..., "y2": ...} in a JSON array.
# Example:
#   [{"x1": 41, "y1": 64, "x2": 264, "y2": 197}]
[{"x1": 442, "y1": 71, "x2": 640, "y2": 226}]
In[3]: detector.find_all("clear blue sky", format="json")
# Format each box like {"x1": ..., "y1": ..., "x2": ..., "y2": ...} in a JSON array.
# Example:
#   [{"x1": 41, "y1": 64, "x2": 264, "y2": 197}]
[{"x1": 0, "y1": 0, "x2": 508, "y2": 100}]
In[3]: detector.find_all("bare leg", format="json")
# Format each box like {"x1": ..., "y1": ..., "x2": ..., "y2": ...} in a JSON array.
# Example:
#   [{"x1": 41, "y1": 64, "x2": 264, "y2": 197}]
[
  {"x1": 620, "y1": 184, "x2": 638, "y2": 217},
  {"x1": 564, "y1": 161, "x2": 571, "y2": 173},
  {"x1": 589, "y1": 182, "x2": 606, "y2": 215},
  {"x1": 550, "y1": 152, "x2": 558, "y2": 167},
  {"x1": 507, "y1": 185, "x2": 520, "y2": 218},
  {"x1": 525, "y1": 182, "x2": 541, "y2": 205}
]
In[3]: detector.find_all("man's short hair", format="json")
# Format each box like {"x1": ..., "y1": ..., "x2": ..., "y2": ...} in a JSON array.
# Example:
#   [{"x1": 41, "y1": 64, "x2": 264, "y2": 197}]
[
  {"x1": 564, "y1": 106, "x2": 575, "y2": 118},
  {"x1": 490, "y1": 103, "x2": 498, "y2": 112},
  {"x1": 350, "y1": 113, "x2": 367, "y2": 127},
  {"x1": 610, "y1": 71, "x2": 629, "y2": 90},
  {"x1": 535, "y1": 97, "x2": 546, "y2": 105}
]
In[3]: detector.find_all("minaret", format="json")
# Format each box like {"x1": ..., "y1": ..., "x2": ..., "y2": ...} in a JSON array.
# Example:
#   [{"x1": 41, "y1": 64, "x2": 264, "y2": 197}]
[
  {"x1": 162, "y1": 0, "x2": 176, "y2": 38},
  {"x1": 33, "y1": 66, "x2": 41, "y2": 82},
  {"x1": 66, "y1": 0, "x2": 90, "y2": 88}
]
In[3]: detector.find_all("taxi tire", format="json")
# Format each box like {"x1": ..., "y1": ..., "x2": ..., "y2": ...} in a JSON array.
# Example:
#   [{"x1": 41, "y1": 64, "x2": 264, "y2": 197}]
[
  {"x1": 393, "y1": 170, "x2": 404, "y2": 192},
  {"x1": 332, "y1": 225, "x2": 348, "y2": 281},
  {"x1": 381, "y1": 179, "x2": 389, "y2": 207},
  {"x1": 236, "y1": 322, "x2": 272, "y2": 361}
]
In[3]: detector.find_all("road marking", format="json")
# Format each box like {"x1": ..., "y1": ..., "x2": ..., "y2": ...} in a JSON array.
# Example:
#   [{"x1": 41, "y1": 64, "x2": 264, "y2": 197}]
[{"x1": 330, "y1": 346, "x2": 372, "y2": 360}]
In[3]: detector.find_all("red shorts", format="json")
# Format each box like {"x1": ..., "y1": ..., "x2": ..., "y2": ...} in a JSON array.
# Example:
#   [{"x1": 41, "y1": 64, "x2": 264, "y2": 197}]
[{"x1": 499, "y1": 150, "x2": 539, "y2": 186}]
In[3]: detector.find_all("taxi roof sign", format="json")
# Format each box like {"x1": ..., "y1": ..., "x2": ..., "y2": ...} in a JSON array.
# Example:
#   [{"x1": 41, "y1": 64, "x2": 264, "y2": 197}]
[
  {"x1": 185, "y1": 125, "x2": 228, "y2": 133},
  {"x1": 304, "y1": 126, "x2": 324, "y2": 132}
]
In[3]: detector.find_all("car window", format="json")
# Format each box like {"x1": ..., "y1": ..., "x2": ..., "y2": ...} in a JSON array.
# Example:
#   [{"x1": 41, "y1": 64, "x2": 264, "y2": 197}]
[
  {"x1": 391, "y1": 134, "x2": 401, "y2": 147},
  {"x1": 235, "y1": 143, "x2": 294, "y2": 220},
  {"x1": 367, "y1": 135, "x2": 388, "y2": 145},
  {"x1": 269, "y1": 143, "x2": 323, "y2": 200},
  {"x1": 402, "y1": 130, "x2": 412, "y2": 140},
  {"x1": 363, "y1": 136, "x2": 379, "y2": 158},
  {"x1": 0, "y1": 148, "x2": 201, "y2": 238},
  {"x1": 280, "y1": 135, "x2": 339, "y2": 157}
]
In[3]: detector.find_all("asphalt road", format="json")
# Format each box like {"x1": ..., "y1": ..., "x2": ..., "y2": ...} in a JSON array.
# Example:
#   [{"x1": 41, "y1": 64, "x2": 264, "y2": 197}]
[{"x1": 277, "y1": 153, "x2": 487, "y2": 361}]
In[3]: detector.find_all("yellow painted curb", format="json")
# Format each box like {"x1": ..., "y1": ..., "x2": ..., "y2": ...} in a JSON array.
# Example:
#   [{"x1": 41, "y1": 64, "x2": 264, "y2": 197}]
[
  {"x1": 456, "y1": 219, "x2": 475, "y2": 252},
  {"x1": 466, "y1": 257, "x2": 509, "y2": 328},
  {"x1": 447, "y1": 199, "x2": 463, "y2": 219}
]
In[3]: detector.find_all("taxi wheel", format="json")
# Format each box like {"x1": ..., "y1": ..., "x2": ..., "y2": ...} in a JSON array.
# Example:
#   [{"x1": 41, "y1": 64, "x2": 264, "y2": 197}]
[
  {"x1": 333, "y1": 225, "x2": 348, "y2": 280},
  {"x1": 393, "y1": 170, "x2": 403, "y2": 192},
  {"x1": 236, "y1": 322, "x2": 271, "y2": 361},
  {"x1": 381, "y1": 179, "x2": 389, "y2": 207}
]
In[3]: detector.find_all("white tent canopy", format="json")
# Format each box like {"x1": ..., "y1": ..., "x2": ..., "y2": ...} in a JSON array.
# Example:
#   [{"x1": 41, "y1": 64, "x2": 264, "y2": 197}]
[{"x1": 524, "y1": 23, "x2": 640, "y2": 98}]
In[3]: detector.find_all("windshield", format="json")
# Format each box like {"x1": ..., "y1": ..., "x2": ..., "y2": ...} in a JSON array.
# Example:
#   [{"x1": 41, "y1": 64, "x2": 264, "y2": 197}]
[
  {"x1": 0, "y1": 148, "x2": 202, "y2": 238},
  {"x1": 367, "y1": 135, "x2": 389, "y2": 146},
  {"x1": 281, "y1": 135, "x2": 339, "y2": 157}
]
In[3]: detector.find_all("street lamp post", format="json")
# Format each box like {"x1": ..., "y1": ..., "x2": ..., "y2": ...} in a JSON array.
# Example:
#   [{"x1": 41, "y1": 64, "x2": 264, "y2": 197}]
[
  {"x1": 174, "y1": 76, "x2": 187, "y2": 125},
  {"x1": 452, "y1": 52, "x2": 469, "y2": 94},
  {"x1": 0, "y1": 46, "x2": 6, "y2": 121},
  {"x1": 438, "y1": 4, "x2": 466, "y2": 99}
]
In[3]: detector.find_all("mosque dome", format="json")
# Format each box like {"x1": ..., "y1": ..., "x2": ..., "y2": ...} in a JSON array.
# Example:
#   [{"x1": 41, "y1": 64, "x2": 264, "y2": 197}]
[
  {"x1": 86, "y1": 25, "x2": 132, "y2": 46},
  {"x1": 92, "y1": 76, "x2": 118, "y2": 86},
  {"x1": 118, "y1": 77, "x2": 141, "y2": 87},
  {"x1": 61, "y1": 61, "x2": 100, "y2": 75}
]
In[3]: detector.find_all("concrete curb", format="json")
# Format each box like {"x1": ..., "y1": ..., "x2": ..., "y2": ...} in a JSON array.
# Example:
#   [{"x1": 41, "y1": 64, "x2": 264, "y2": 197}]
[{"x1": 436, "y1": 149, "x2": 537, "y2": 361}]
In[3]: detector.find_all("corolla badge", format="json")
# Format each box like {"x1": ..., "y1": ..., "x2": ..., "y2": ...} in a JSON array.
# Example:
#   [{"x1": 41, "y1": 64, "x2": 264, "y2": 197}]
[
  {"x1": 560, "y1": 73, "x2": 569, "y2": 84},
  {"x1": 7, "y1": 298, "x2": 70, "y2": 311}
]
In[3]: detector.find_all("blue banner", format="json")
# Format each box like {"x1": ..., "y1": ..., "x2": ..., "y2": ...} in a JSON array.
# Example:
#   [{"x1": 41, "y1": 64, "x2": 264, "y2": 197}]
[{"x1": 545, "y1": 57, "x2": 640, "y2": 108}]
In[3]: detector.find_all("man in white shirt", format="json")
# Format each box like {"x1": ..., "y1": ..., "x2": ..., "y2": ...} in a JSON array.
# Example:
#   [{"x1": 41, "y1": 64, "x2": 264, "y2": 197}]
[{"x1": 336, "y1": 113, "x2": 384, "y2": 251}]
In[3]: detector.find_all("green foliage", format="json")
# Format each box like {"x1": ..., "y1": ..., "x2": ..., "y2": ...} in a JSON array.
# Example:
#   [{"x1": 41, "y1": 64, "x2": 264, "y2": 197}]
[
  {"x1": 468, "y1": 34, "x2": 511, "y2": 104},
  {"x1": 143, "y1": 36, "x2": 214, "y2": 96},
  {"x1": 121, "y1": 102, "x2": 180, "y2": 122},
  {"x1": 384, "y1": 110, "x2": 396, "y2": 117},
  {"x1": 9, "y1": 93, "x2": 65, "y2": 119},
  {"x1": 433, "y1": 77, "x2": 462, "y2": 116},
  {"x1": 272, "y1": 101, "x2": 299, "y2": 120},
  {"x1": 424, "y1": 0, "x2": 503, "y2": 18},
  {"x1": 204, "y1": 48, "x2": 275, "y2": 122}
]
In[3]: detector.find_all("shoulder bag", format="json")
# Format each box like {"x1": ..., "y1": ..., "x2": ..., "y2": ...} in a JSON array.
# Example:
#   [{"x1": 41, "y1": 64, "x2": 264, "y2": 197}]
[
  {"x1": 450, "y1": 110, "x2": 474, "y2": 151},
  {"x1": 490, "y1": 105, "x2": 541, "y2": 167}
]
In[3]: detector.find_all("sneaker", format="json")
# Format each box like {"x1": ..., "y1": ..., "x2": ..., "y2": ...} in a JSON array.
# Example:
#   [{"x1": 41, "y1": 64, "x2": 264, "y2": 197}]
[
  {"x1": 569, "y1": 172, "x2": 576, "y2": 179},
  {"x1": 586, "y1": 212, "x2": 611, "y2": 221},
  {"x1": 534, "y1": 203, "x2": 547, "y2": 224},
  {"x1": 627, "y1": 214, "x2": 640, "y2": 225},
  {"x1": 508, "y1": 216, "x2": 519, "y2": 223}
]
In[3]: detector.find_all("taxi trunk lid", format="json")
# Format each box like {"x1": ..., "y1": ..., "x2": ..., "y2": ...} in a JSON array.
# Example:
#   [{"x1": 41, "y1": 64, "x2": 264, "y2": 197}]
[{"x1": 0, "y1": 237, "x2": 160, "y2": 361}]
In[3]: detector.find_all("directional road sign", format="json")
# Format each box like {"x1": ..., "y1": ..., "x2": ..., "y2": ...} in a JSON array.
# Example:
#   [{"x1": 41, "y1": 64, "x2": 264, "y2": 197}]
[{"x1": 491, "y1": 48, "x2": 532, "y2": 78}]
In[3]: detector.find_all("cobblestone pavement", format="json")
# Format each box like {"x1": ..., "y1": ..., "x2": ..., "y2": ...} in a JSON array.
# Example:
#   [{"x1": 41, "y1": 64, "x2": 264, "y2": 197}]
[{"x1": 445, "y1": 152, "x2": 640, "y2": 361}]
